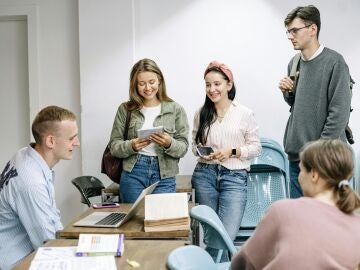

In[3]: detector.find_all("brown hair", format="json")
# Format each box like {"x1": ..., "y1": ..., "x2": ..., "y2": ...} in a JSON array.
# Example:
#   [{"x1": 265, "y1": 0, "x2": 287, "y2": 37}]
[
  {"x1": 284, "y1": 5, "x2": 321, "y2": 38},
  {"x1": 300, "y1": 139, "x2": 360, "y2": 214},
  {"x1": 32, "y1": 105, "x2": 76, "y2": 144},
  {"x1": 126, "y1": 58, "x2": 172, "y2": 111}
]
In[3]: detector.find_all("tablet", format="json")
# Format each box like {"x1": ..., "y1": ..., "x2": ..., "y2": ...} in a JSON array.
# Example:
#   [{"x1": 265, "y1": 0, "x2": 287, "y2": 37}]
[{"x1": 137, "y1": 126, "x2": 164, "y2": 139}]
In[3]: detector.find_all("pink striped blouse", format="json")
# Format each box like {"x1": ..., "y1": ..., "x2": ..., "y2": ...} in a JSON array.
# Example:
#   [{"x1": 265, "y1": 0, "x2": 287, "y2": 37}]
[{"x1": 192, "y1": 101, "x2": 261, "y2": 171}]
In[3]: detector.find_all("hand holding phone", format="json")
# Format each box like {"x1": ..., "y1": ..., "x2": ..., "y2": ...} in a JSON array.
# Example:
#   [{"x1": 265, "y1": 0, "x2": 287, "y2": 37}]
[
  {"x1": 196, "y1": 146, "x2": 214, "y2": 157},
  {"x1": 92, "y1": 203, "x2": 120, "y2": 209}
]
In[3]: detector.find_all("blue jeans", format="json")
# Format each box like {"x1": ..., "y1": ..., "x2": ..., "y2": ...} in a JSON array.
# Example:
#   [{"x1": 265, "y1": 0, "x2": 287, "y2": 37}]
[
  {"x1": 191, "y1": 163, "x2": 248, "y2": 262},
  {"x1": 120, "y1": 154, "x2": 176, "y2": 203},
  {"x1": 289, "y1": 160, "x2": 303, "y2": 198}
]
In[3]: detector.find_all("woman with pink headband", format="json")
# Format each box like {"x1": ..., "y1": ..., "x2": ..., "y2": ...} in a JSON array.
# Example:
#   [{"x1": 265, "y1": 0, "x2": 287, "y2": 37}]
[{"x1": 191, "y1": 60, "x2": 261, "y2": 262}]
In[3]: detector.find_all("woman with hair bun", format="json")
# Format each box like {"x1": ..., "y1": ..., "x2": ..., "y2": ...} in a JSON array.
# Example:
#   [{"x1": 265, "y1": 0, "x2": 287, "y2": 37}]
[{"x1": 231, "y1": 139, "x2": 360, "y2": 270}]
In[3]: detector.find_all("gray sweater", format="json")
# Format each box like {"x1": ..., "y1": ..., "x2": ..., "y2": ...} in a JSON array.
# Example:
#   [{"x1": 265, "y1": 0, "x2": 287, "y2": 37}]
[{"x1": 283, "y1": 47, "x2": 351, "y2": 161}]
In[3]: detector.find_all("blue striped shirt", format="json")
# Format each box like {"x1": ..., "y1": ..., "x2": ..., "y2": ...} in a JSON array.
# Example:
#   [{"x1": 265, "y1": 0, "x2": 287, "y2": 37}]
[{"x1": 0, "y1": 144, "x2": 63, "y2": 269}]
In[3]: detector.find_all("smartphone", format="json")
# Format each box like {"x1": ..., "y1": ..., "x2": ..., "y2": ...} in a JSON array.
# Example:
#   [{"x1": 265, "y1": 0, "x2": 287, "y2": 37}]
[
  {"x1": 196, "y1": 146, "x2": 214, "y2": 157},
  {"x1": 92, "y1": 202, "x2": 120, "y2": 209}
]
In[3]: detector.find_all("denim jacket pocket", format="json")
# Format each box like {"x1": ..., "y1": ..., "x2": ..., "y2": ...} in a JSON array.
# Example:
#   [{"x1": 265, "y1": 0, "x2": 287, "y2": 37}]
[{"x1": 127, "y1": 120, "x2": 138, "y2": 139}]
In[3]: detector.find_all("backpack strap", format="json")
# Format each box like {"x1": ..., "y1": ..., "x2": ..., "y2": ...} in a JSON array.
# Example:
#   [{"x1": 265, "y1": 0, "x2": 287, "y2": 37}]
[
  {"x1": 289, "y1": 53, "x2": 301, "y2": 94},
  {"x1": 350, "y1": 76, "x2": 355, "y2": 91},
  {"x1": 286, "y1": 53, "x2": 301, "y2": 112}
]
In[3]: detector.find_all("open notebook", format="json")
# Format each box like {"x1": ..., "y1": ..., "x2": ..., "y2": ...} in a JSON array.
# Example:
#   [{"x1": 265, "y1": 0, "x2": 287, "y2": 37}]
[{"x1": 74, "y1": 181, "x2": 159, "y2": 228}]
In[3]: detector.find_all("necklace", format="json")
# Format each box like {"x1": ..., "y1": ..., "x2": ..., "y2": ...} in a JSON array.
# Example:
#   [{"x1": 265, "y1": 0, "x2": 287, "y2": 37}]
[
  {"x1": 217, "y1": 115, "x2": 225, "y2": 123},
  {"x1": 216, "y1": 107, "x2": 229, "y2": 119}
]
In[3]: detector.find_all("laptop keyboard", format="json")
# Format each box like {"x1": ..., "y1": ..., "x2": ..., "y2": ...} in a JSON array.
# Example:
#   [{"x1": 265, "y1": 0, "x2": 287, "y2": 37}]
[{"x1": 95, "y1": 212, "x2": 127, "y2": 225}]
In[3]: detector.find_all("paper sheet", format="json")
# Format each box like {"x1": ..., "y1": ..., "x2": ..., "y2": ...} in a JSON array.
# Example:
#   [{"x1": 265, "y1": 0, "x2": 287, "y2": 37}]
[{"x1": 29, "y1": 247, "x2": 117, "y2": 270}]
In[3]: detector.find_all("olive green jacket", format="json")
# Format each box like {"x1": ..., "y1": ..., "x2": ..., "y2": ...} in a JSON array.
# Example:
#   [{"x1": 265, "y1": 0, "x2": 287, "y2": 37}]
[{"x1": 109, "y1": 101, "x2": 189, "y2": 179}]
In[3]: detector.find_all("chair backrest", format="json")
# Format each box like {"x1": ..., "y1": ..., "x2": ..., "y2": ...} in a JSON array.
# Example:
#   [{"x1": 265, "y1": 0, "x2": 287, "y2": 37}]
[
  {"x1": 167, "y1": 245, "x2": 218, "y2": 270},
  {"x1": 190, "y1": 205, "x2": 237, "y2": 257},
  {"x1": 251, "y1": 138, "x2": 289, "y2": 179},
  {"x1": 71, "y1": 176, "x2": 105, "y2": 207},
  {"x1": 238, "y1": 138, "x2": 288, "y2": 241},
  {"x1": 240, "y1": 169, "x2": 287, "y2": 227}
]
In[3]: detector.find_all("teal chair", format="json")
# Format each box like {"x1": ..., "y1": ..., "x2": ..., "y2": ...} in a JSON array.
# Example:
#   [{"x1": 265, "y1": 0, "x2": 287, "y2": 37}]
[
  {"x1": 237, "y1": 138, "x2": 289, "y2": 243},
  {"x1": 167, "y1": 245, "x2": 230, "y2": 270},
  {"x1": 190, "y1": 205, "x2": 237, "y2": 264}
]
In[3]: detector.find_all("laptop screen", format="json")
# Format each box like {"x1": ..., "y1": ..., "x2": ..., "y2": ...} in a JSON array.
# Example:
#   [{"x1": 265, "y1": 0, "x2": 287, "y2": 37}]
[{"x1": 73, "y1": 181, "x2": 159, "y2": 227}]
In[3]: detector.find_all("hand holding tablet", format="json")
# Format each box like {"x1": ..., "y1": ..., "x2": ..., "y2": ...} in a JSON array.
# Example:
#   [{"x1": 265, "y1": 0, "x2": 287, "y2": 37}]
[{"x1": 137, "y1": 126, "x2": 164, "y2": 139}]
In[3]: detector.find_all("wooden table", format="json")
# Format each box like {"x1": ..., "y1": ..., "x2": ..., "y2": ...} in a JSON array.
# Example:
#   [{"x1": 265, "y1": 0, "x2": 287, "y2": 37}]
[
  {"x1": 13, "y1": 239, "x2": 187, "y2": 270},
  {"x1": 57, "y1": 204, "x2": 193, "y2": 241},
  {"x1": 102, "y1": 175, "x2": 194, "y2": 202}
]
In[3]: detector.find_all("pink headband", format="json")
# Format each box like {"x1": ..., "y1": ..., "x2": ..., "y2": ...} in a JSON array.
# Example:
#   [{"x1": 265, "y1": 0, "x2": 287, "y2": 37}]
[{"x1": 204, "y1": 60, "x2": 234, "y2": 82}]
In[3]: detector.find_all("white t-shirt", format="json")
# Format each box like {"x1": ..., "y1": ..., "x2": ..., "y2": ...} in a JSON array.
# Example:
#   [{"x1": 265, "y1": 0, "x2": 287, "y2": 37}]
[{"x1": 139, "y1": 104, "x2": 161, "y2": 156}]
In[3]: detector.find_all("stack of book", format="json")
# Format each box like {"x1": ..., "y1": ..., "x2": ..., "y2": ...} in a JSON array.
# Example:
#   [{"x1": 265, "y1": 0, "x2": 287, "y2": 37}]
[
  {"x1": 144, "y1": 193, "x2": 190, "y2": 232},
  {"x1": 76, "y1": 234, "x2": 124, "y2": 257}
]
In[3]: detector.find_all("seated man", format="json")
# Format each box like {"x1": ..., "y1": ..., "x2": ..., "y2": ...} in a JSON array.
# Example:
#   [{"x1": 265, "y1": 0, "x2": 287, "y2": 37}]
[{"x1": 0, "y1": 106, "x2": 80, "y2": 269}]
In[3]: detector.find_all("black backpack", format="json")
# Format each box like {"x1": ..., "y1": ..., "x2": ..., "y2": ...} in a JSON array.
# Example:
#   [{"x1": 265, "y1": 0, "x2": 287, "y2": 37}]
[{"x1": 345, "y1": 77, "x2": 355, "y2": 144}]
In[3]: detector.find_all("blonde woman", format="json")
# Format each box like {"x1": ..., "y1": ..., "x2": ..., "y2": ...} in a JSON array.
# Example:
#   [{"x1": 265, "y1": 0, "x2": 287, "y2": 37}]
[{"x1": 109, "y1": 58, "x2": 189, "y2": 203}]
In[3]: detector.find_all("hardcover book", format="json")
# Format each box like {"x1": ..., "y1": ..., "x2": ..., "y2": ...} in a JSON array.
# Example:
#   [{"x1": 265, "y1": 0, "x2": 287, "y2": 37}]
[{"x1": 144, "y1": 193, "x2": 190, "y2": 232}]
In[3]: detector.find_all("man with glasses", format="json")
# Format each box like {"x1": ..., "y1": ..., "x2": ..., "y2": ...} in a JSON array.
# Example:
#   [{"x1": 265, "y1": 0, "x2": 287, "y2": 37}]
[{"x1": 278, "y1": 5, "x2": 351, "y2": 198}]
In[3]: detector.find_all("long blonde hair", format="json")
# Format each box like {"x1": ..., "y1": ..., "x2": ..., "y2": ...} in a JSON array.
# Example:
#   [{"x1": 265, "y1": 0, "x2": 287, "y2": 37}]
[{"x1": 126, "y1": 58, "x2": 172, "y2": 111}]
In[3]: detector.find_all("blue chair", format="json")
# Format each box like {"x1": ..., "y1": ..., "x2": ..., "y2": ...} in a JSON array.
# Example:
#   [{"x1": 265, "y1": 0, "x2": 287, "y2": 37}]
[
  {"x1": 190, "y1": 205, "x2": 237, "y2": 264},
  {"x1": 237, "y1": 138, "x2": 289, "y2": 242},
  {"x1": 251, "y1": 138, "x2": 289, "y2": 177},
  {"x1": 167, "y1": 245, "x2": 230, "y2": 270}
]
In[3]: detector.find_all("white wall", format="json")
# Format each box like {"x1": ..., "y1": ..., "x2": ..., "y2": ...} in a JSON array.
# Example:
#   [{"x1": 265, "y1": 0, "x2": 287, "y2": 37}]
[
  {"x1": 78, "y1": 0, "x2": 134, "y2": 189},
  {"x1": 0, "y1": 0, "x2": 83, "y2": 225},
  {"x1": 0, "y1": 18, "x2": 29, "y2": 168},
  {"x1": 79, "y1": 0, "x2": 360, "y2": 190}
]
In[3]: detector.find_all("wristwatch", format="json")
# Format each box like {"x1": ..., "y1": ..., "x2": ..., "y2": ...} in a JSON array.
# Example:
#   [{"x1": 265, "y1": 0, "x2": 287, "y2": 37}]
[{"x1": 231, "y1": 148, "x2": 237, "y2": 157}]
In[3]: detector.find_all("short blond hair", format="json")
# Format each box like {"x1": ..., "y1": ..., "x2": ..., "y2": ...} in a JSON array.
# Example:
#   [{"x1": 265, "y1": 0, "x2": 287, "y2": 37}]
[{"x1": 32, "y1": 106, "x2": 76, "y2": 144}]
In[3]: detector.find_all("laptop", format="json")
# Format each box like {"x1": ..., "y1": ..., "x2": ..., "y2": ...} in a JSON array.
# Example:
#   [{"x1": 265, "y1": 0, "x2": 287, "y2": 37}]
[{"x1": 73, "y1": 181, "x2": 159, "y2": 228}]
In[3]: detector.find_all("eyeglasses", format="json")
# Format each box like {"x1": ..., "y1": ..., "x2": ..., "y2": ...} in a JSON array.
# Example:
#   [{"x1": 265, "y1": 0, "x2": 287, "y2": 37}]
[{"x1": 286, "y1": 25, "x2": 311, "y2": 36}]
